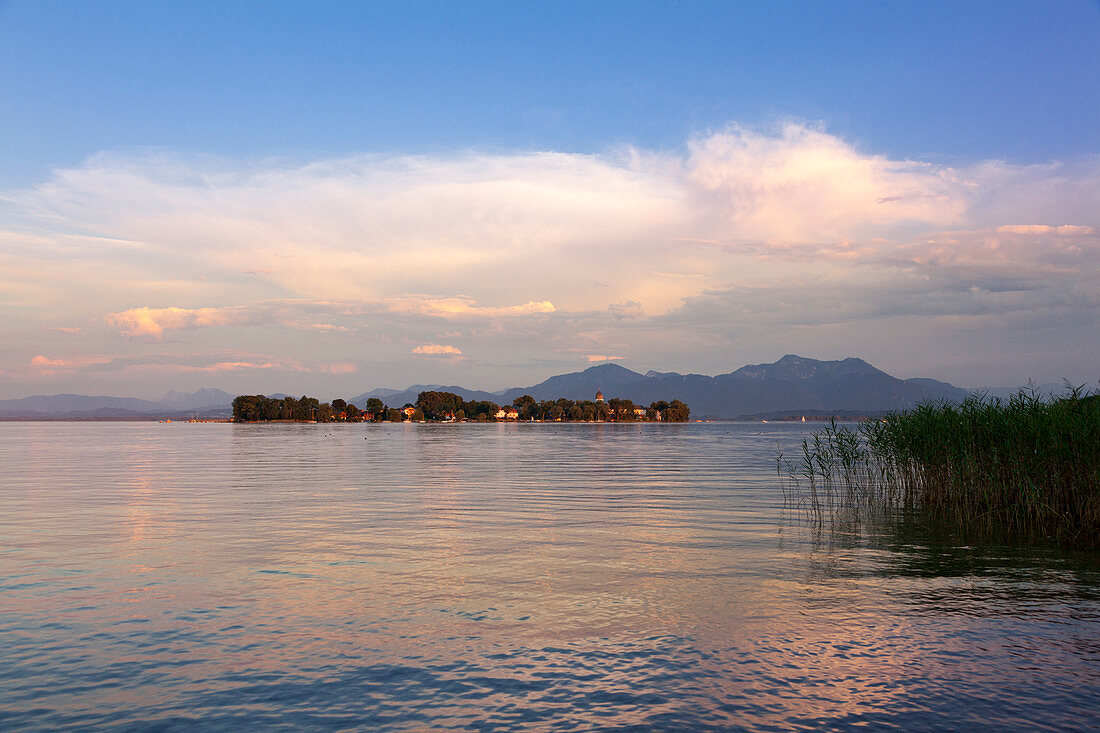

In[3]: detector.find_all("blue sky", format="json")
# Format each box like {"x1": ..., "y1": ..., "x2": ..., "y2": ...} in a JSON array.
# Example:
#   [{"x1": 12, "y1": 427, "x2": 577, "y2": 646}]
[
  {"x1": 1, "y1": 1, "x2": 1098, "y2": 398},
  {"x1": 4, "y1": 0, "x2": 1098, "y2": 180}
]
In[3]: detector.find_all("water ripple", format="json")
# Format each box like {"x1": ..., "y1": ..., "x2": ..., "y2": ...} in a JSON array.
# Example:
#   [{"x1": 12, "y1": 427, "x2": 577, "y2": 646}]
[{"x1": 1, "y1": 422, "x2": 1098, "y2": 730}]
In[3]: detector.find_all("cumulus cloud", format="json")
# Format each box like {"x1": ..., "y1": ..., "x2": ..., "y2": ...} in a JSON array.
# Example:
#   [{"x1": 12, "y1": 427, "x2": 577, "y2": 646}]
[
  {"x1": 2, "y1": 122, "x2": 1003, "y2": 321},
  {"x1": 684, "y1": 123, "x2": 969, "y2": 241},
  {"x1": 1, "y1": 122, "x2": 1098, "y2": 391},
  {"x1": 412, "y1": 344, "x2": 463, "y2": 356},
  {"x1": 104, "y1": 306, "x2": 241, "y2": 339},
  {"x1": 31, "y1": 355, "x2": 71, "y2": 367}
]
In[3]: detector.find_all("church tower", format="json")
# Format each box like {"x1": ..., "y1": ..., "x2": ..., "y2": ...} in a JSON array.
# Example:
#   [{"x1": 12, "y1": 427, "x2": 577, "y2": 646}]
[{"x1": 595, "y1": 389, "x2": 604, "y2": 403}]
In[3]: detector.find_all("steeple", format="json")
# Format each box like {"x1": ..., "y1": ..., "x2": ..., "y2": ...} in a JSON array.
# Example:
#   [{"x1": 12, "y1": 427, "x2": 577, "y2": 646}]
[{"x1": 595, "y1": 389, "x2": 604, "y2": 403}]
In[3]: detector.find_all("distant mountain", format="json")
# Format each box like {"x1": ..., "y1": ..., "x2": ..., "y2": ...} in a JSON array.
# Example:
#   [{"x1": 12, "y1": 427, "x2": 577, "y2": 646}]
[
  {"x1": 0, "y1": 356, "x2": 973, "y2": 420},
  {"x1": 347, "y1": 385, "x2": 501, "y2": 408},
  {"x1": 0, "y1": 388, "x2": 234, "y2": 419},
  {"x1": 979, "y1": 382, "x2": 1095, "y2": 400},
  {"x1": 500, "y1": 363, "x2": 648, "y2": 402},
  {"x1": 159, "y1": 388, "x2": 235, "y2": 410},
  {"x1": 0, "y1": 393, "x2": 164, "y2": 415},
  {"x1": 725, "y1": 355, "x2": 968, "y2": 413},
  {"x1": 499, "y1": 355, "x2": 969, "y2": 418}
]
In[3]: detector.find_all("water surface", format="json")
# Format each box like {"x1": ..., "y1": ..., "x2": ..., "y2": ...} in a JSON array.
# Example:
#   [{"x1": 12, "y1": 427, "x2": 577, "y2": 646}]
[{"x1": 2, "y1": 422, "x2": 1098, "y2": 730}]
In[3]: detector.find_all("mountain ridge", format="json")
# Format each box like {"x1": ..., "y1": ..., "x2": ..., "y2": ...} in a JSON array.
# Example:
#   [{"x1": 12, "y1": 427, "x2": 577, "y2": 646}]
[{"x1": 0, "y1": 356, "x2": 987, "y2": 419}]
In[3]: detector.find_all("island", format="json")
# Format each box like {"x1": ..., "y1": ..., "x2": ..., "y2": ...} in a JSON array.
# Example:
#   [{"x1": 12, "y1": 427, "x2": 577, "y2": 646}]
[{"x1": 232, "y1": 390, "x2": 690, "y2": 423}]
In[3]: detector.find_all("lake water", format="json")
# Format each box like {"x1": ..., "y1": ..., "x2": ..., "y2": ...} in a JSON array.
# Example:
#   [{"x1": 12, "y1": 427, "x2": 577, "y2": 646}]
[{"x1": 1, "y1": 421, "x2": 1098, "y2": 730}]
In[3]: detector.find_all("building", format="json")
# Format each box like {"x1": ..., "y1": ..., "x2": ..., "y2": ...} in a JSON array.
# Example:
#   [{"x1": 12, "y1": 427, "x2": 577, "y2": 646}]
[{"x1": 595, "y1": 390, "x2": 604, "y2": 403}]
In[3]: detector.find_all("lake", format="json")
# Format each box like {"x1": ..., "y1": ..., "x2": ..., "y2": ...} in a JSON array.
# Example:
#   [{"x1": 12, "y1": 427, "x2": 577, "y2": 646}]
[{"x1": 1, "y1": 421, "x2": 1098, "y2": 730}]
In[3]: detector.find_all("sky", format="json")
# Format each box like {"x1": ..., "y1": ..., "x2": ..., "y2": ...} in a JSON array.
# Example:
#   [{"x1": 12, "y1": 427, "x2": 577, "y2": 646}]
[{"x1": 1, "y1": 0, "x2": 1098, "y2": 400}]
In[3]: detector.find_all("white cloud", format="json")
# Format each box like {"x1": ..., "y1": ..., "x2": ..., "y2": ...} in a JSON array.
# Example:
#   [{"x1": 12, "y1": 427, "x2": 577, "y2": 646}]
[
  {"x1": 683, "y1": 123, "x2": 969, "y2": 241},
  {"x1": 1, "y1": 123, "x2": 1098, "y2": 392},
  {"x1": 1, "y1": 123, "x2": 1000, "y2": 322}
]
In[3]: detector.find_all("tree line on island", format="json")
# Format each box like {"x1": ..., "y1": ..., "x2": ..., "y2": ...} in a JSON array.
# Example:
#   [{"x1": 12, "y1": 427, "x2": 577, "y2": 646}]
[{"x1": 232, "y1": 391, "x2": 690, "y2": 423}]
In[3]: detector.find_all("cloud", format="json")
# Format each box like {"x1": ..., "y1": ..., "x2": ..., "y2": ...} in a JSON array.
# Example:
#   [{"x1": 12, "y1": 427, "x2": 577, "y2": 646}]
[
  {"x1": 607, "y1": 300, "x2": 644, "y2": 319},
  {"x1": 386, "y1": 297, "x2": 557, "y2": 318},
  {"x1": 201, "y1": 361, "x2": 277, "y2": 371},
  {"x1": 104, "y1": 306, "x2": 241, "y2": 339},
  {"x1": 585, "y1": 354, "x2": 624, "y2": 362},
  {"x1": 2, "y1": 122, "x2": 1003, "y2": 322},
  {"x1": 72, "y1": 351, "x2": 356, "y2": 376},
  {"x1": 97, "y1": 298, "x2": 559, "y2": 341},
  {"x1": 2, "y1": 122, "x2": 1098, "y2": 392},
  {"x1": 294, "y1": 322, "x2": 350, "y2": 332},
  {"x1": 683, "y1": 123, "x2": 969, "y2": 241},
  {"x1": 412, "y1": 344, "x2": 463, "y2": 356},
  {"x1": 177, "y1": 359, "x2": 354, "y2": 374},
  {"x1": 31, "y1": 355, "x2": 71, "y2": 367},
  {"x1": 25, "y1": 353, "x2": 116, "y2": 375}
]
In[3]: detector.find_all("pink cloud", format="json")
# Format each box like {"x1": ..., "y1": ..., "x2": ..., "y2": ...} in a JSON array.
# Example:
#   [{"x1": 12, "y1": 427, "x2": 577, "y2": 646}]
[
  {"x1": 104, "y1": 306, "x2": 237, "y2": 339},
  {"x1": 412, "y1": 344, "x2": 463, "y2": 356},
  {"x1": 387, "y1": 297, "x2": 556, "y2": 318},
  {"x1": 31, "y1": 355, "x2": 72, "y2": 367},
  {"x1": 320, "y1": 361, "x2": 356, "y2": 374}
]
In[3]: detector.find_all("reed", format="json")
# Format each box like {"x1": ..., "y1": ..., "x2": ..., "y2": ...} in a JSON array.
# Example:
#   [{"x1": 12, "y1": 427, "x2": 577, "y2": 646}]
[{"x1": 779, "y1": 389, "x2": 1100, "y2": 545}]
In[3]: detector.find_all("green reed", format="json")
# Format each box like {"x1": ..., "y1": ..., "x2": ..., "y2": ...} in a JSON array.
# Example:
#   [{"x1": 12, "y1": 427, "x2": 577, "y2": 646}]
[{"x1": 779, "y1": 389, "x2": 1100, "y2": 545}]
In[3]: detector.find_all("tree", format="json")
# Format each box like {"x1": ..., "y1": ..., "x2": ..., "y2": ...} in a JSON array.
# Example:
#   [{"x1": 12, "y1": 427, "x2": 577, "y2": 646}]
[
  {"x1": 665, "y1": 400, "x2": 690, "y2": 422},
  {"x1": 417, "y1": 391, "x2": 463, "y2": 420},
  {"x1": 610, "y1": 398, "x2": 636, "y2": 421},
  {"x1": 464, "y1": 400, "x2": 499, "y2": 421},
  {"x1": 513, "y1": 394, "x2": 537, "y2": 420},
  {"x1": 281, "y1": 397, "x2": 298, "y2": 420},
  {"x1": 233, "y1": 395, "x2": 266, "y2": 422},
  {"x1": 365, "y1": 397, "x2": 385, "y2": 420},
  {"x1": 296, "y1": 396, "x2": 320, "y2": 421}
]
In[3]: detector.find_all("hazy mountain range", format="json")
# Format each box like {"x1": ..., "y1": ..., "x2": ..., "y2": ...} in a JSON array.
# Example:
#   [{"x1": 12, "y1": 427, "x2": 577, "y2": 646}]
[
  {"x1": 347, "y1": 355, "x2": 969, "y2": 419},
  {"x1": 5, "y1": 354, "x2": 1087, "y2": 420},
  {"x1": 0, "y1": 388, "x2": 236, "y2": 420},
  {"x1": 0, "y1": 354, "x2": 999, "y2": 420}
]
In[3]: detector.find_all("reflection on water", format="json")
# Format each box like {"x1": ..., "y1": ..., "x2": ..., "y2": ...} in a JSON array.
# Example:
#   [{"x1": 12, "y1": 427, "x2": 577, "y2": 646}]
[{"x1": 1, "y1": 422, "x2": 1097, "y2": 730}]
